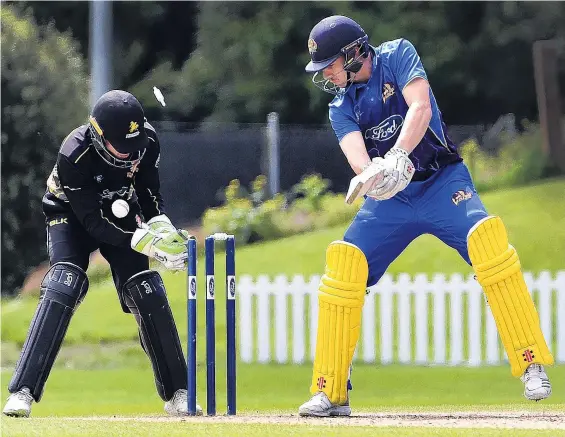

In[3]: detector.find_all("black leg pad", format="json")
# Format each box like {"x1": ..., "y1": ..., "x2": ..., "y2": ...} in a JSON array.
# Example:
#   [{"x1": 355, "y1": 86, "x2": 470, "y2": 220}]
[
  {"x1": 8, "y1": 262, "x2": 88, "y2": 401},
  {"x1": 122, "y1": 270, "x2": 187, "y2": 401}
]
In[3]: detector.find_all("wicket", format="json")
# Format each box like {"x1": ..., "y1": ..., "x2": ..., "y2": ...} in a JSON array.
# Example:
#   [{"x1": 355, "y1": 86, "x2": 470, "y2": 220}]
[{"x1": 187, "y1": 233, "x2": 236, "y2": 416}]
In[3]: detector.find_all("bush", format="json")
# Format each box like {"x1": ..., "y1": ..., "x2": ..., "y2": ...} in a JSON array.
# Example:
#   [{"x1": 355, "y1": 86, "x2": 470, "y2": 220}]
[
  {"x1": 460, "y1": 122, "x2": 549, "y2": 192},
  {"x1": 1, "y1": 6, "x2": 89, "y2": 295},
  {"x1": 202, "y1": 173, "x2": 362, "y2": 246}
]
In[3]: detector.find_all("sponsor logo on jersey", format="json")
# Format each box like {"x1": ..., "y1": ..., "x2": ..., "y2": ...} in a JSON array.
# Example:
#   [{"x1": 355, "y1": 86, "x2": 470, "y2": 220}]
[
  {"x1": 382, "y1": 82, "x2": 395, "y2": 103},
  {"x1": 100, "y1": 186, "x2": 130, "y2": 200},
  {"x1": 48, "y1": 217, "x2": 68, "y2": 226},
  {"x1": 365, "y1": 115, "x2": 404, "y2": 142},
  {"x1": 451, "y1": 189, "x2": 473, "y2": 206}
]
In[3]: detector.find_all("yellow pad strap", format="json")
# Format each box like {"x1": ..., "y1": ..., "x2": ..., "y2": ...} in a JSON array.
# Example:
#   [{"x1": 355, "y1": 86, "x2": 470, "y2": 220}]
[
  {"x1": 310, "y1": 241, "x2": 368, "y2": 404},
  {"x1": 468, "y1": 216, "x2": 554, "y2": 377}
]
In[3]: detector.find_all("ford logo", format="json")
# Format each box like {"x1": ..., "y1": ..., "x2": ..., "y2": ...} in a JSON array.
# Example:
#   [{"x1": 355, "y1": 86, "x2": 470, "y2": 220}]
[
  {"x1": 229, "y1": 278, "x2": 236, "y2": 297},
  {"x1": 208, "y1": 278, "x2": 215, "y2": 297},
  {"x1": 365, "y1": 115, "x2": 404, "y2": 142}
]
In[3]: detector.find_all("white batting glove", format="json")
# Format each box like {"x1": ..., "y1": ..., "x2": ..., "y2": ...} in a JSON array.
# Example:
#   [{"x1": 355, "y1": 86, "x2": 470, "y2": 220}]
[
  {"x1": 345, "y1": 159, "x2": 387, "y2": 204},
  {"x1": 367, "y1": 148, "x2": 415, "y2": 201}
]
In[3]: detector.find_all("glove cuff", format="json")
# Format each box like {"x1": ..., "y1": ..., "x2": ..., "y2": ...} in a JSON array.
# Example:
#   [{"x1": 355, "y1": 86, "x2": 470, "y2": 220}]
[
  {"x1": 386, "y1": 147, "x2": 410, "y2": 158},
  {"x1": 147, "y1": 214, "x2": 172, "y2": 226},
  {"x1": 131, "y1": 228, "x2": 153, "y2": 256}
]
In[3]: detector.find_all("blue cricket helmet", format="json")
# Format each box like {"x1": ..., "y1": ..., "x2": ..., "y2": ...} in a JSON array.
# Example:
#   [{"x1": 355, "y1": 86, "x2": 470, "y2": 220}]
[{"x1": 305, "y1": 15, "x2": 369, "y2": 73}]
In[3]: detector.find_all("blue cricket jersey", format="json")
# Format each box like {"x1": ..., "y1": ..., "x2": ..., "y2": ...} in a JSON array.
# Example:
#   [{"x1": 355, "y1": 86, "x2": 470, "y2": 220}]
[{"x1": 329, "y1": 39, "x2": 461, "y2": 181}]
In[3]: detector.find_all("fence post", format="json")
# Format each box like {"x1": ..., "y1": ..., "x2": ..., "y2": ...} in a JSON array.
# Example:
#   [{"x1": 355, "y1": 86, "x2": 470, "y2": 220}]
[
  {"x1": 414, "y1": 274, "x2": 429, "y2": 364},
  {"x1": 309, "y1": 275, "x2": 320, "y2": 362},
  {"x1": 273, "y1": 275, "x2": 289, "y2": 364},
  {"x1": 238, "y1": 275, "x2": 254, "y2": 363},
  {"x1": 449, "y1": 274, "x2": 464, "y2": 365},
  {"x1": 467, "y1": 274, "x2": 482, "y2": 367},
  {"x1": 431, "y1": 274, "x2": 447, "y2": 365},
  {"x1": 291, "y1": 275, "x2": 307, "y2": 364},
  {"x1": 256, "y1": 275, "x2": 271, "y2": 363},
  {"x1": 378, "y1": 274, "x2": 394, "y2": 364},
  {"x1": 397, "y1": 273, "x2": 412, "y2": 364}
]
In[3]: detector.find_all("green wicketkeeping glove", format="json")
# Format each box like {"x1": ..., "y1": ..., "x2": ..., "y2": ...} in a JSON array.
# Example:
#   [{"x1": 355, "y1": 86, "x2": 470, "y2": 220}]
[
  {"x1": 131, "y1": 224, "x2": 191, "y2": 270},
  {"x1": 147, "y1": 214, "x2": 177, "y2": 235}
]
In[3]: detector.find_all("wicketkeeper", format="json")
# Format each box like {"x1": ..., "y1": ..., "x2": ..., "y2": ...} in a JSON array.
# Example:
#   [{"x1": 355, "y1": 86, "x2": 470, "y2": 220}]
[
  {"x1": 3, "y1": 90, "x2": 202, "y2": 417},
  {"x1": 299, "y1": 15, "x2": 553, "y2": 417}
]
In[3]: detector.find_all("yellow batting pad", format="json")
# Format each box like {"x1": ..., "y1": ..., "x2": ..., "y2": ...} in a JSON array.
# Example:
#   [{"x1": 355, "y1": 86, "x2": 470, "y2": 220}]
[
  {"x1": 468, "y1": 216, "x2": 554, "y2": 377},
  {"x1": 310, "y1": 241, "x2": 368, "y2": 404}
]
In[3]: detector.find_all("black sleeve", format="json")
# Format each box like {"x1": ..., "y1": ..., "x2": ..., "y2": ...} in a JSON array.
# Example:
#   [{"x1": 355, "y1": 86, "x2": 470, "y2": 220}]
[
  {"x1": 135, "y1": 125, "x2": 165, "y2": 221},
  {"x1": 57, "y1": 154, "x2": 133, "y2": 247}
]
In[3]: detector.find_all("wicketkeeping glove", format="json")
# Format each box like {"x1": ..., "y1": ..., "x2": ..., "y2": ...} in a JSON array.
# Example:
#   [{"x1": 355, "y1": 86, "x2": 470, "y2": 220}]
[
  {"x1": 131, "y1": 222, "x2": 192, "y2": 271},
  {"x1": 146, "y1": 214, "x2": 178, "y2": 234}
]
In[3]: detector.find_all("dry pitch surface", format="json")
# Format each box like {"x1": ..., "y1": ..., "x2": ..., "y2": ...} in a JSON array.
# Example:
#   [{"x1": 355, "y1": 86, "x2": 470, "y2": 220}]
[{"x1": 72, "y1": 411, "x2": 565, "y2": 430}]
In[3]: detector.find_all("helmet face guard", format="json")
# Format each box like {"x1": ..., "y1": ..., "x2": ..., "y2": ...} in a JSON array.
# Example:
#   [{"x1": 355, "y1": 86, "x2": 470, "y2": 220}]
[
  {"x1": 311, "y1": 36, "x2": 369, "y2": 96},
  {"x1": 89, "y1": 116, "x2": 145, "y2": 168}
]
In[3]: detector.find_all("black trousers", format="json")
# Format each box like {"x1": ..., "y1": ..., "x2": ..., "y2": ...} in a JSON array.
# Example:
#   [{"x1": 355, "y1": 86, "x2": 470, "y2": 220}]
[{"x1": 46, "y1": 213, "x2": 148, "y2": 312}]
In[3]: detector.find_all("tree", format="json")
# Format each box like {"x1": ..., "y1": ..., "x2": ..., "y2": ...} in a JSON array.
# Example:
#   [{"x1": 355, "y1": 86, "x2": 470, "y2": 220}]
[{"x1": 1, "y1": 6, "x2": 90, "y2": 295}]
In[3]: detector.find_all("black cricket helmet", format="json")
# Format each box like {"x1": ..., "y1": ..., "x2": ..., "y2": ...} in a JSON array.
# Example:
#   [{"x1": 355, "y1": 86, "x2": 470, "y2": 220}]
[
  {"x1": 89, "y1": 90, "x2": 148, "y2": 168},
  {"x1": 305, "y1": 15, "x2": 369, "y2": 95}
]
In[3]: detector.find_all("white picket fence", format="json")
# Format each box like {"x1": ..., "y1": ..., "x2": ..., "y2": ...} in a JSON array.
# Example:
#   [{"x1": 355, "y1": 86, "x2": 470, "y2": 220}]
[{"x1": 237, "y1": 271, "x2": 565, "y2": 366}]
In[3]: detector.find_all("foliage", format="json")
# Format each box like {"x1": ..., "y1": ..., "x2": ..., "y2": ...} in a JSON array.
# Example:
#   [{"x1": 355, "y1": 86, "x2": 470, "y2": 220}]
[
  {"x1": 125, "y1": 2, "x2": 565, "y2": 126},
  {"x1": 202, "y1": 173, "x2": 361, "y2": 245},
  {"x1": 460, "y1": 122, "x2": 549, "y2": 192},
  {"x1": 1, "y1": 6, "x2": 90, "y2": 295}
]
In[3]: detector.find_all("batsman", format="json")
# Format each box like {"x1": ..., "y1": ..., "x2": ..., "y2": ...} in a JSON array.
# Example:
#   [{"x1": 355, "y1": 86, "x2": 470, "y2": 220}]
[
  {"x1": 3, "y1": 90, "x2": 202, "y2": 417},
  {"x1": 299, "y1": 16, "x2": 553, "y2": 417}
]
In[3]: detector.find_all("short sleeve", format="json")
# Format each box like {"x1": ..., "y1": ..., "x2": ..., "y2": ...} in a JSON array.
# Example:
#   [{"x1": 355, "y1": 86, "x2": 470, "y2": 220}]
[
  {"x1": 329, "y1": 105, "x2": 360, "y2": 143},
  {"x1": 391, "y1": 39, "x2": 428, "y2": 91}
]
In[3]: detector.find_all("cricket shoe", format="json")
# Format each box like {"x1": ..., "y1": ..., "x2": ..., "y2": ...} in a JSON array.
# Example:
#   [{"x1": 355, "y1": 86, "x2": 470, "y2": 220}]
[
  {"x1": 298, "y1": 392, "x2": 351, "y2": 417},
  {"x1": 3, "y1": 387, "x2": 33, "y2": 418},
  {"x1": 164, "y1": 389, "x2": 203, "y2": 416},
  {"x1": 521, "y1": 364, "x2": 551, "y2": 401}
]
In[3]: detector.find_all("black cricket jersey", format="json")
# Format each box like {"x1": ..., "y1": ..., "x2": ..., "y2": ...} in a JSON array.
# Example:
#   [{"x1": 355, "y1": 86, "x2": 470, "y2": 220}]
[{"x1": 42, "y1": 122, "x2": 164, "y2": 248}]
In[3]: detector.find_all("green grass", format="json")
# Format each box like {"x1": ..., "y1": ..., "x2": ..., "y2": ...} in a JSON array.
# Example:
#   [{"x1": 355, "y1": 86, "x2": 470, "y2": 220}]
[
  {"x1": 3, "y1": 421, "x2": 563, "y2": 437},
  {"x1": 1, "y1": 365, "x2": 564, "y2": 436},
  {"x1": 2, "y1": 365, "x2": 564, "y2": 415}
]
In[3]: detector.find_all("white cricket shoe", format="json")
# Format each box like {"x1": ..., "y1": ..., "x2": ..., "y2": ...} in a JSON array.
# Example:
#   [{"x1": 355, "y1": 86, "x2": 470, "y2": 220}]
[
  {"x1": 164, "y1": 389, "x2": 203, "y2": 416},
  {"x1": 3, "y1": 387, "x2": 33, "y2": 418},
  {"x1": 298, "y1": 392, "x2": 351, "y2": 417},
  {"x1": 521, "y1": 364, "x2": 551, "y2": 401}
]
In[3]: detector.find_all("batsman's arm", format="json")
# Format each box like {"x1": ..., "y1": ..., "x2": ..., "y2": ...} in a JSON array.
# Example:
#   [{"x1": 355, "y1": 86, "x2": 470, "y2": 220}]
[
  {"x1": 339, "y1": 131, "x2": 373, "y2": 174},
  {"x1": 392, "y1": 77, "x2": 432, "y2": 154},
  {"x1": 391, "y1": 39, "x2": 432, "y2": 154}
]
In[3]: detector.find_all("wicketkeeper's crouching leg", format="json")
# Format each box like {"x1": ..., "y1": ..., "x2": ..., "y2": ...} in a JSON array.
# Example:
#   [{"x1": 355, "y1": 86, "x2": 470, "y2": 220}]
[
  {"x1": 4, "y1": 263, "x2": 89, "y2": 417},
  {"x1": 468, "y1": 216, "x2": 553, "y2": 400},
  {"x1": 299, "y1": 241, "x2": 368, "y2": 417},
  {"x1": 121, "y1": 270, "x2": 202, "y2": 415}
]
